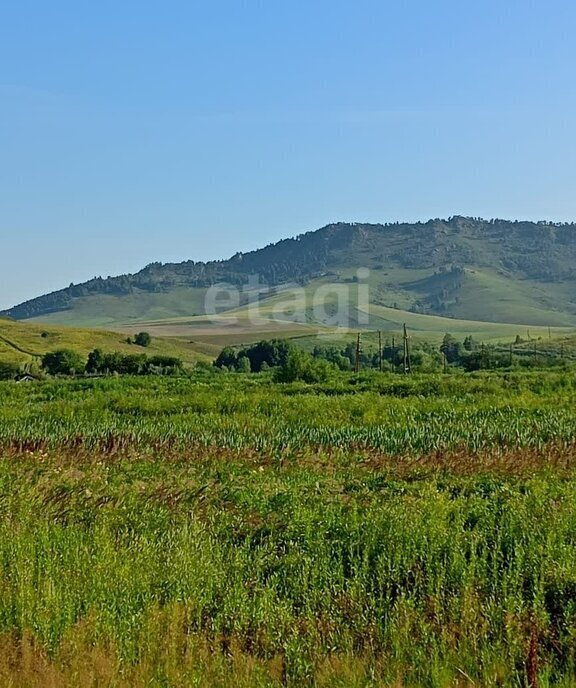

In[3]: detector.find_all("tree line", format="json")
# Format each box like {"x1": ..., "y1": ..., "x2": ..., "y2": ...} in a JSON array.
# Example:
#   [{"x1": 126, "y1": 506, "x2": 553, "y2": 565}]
[
  {"x1": 214, "y1": 333, "x2": 572, "y2": 380},
  {"x1": 41, "y1": 349, "x2": 184, "y2": 377},
  {"x1": 1, "y1": 332, "x2": 571, "y2": 382}
]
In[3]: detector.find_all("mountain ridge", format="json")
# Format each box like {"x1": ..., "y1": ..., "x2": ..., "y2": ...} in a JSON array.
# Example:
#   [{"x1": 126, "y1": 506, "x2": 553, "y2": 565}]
[{"x1": 4, "y1": 216, "x2": 576, "y2": 327}]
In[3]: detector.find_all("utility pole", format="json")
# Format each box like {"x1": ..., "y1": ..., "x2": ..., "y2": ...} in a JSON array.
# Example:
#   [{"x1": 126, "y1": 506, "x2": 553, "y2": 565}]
[
  {"x1": 406, "y1": 326, "x2": 411, "y2": 373},
  {"x1": 403, "y1": 324, "x2": 410, "y2": 374},
  {"x1": 355, "y1": 333, "x2": 362, "y2": 374},
  {"x1": 378, "y1": 330, "x2": 382, "y2": 372}
]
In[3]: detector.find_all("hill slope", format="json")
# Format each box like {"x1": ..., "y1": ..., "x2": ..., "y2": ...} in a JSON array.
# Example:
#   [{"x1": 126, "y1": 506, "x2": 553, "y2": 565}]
[
  {"x1": 4, "y1": 216, "x2": 576, "y2": 329},
  {"x1": 0, "y1": 318, "x2": 213, "y2": 366}
]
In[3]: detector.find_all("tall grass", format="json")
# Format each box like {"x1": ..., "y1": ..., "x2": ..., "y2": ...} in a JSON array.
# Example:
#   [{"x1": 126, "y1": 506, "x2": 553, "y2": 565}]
[
  {"x1": 1, "y1": 372, "x2": 576, "y2": 685},
  {"x1": 1, "y1": 372, "x2": 576, "y2": 455}
]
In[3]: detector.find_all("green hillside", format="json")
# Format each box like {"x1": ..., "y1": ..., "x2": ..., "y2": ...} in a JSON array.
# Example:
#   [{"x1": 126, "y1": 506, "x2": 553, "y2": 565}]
[
  {"x1": 4, "y1": 216, "x2": 576, "y2": 334},
  {"x1": 114, "y1": 293, "x2": 571, "y2": 347},
  {"x1": 25, "y1": 287, "x2": 211, "y2": 328},
  {"x1": 0, "y1": 318, "x2": 213, "y2": 367}
]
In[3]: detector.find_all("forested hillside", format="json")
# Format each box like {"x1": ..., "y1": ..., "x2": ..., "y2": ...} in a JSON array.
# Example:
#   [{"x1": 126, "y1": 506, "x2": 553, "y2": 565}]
[{"x1": 4, "y1": 216, "x2": 576, "y2": 327}]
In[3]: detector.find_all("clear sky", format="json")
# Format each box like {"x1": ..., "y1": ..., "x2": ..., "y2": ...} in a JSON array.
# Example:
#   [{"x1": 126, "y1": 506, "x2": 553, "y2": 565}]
[{"x1": 1, "y1": 0, "x2": 575, "y2": 309}]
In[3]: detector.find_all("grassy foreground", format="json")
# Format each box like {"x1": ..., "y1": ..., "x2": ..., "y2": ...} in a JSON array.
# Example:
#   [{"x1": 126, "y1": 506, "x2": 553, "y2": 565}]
[{"x1": 1, "y1": 372, "x2": 576, "y2": 686}]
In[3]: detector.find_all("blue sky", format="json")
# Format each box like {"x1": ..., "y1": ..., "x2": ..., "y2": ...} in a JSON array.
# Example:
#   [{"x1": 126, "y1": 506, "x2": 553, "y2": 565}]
[{"x1": 1, "y1": 0, "x2": 575, "y2": 309}]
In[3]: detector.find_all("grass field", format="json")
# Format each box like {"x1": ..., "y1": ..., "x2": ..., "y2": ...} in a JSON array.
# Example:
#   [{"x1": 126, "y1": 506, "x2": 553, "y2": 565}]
[
  {"x1": 442, "y1": 268, "x2": 576, "y2": 327},
  {"x1": 5, "y1": 311, "x2": 573, "y2": 382},
  {"x1": 0, "y1": 317, "x2": 212, "y2": 366},
  {"x1": 21, "y1": 260, "x2": 576, "y2": 333},
  {"x1": 24, "y1": 267, "x2": 576, "y2": 348},
  {"x1": 2, "y1": 371, "x2": 576, "y2": 685},
  {"x1": 25, "y1": 287, "x2": 212, "y2": 328},
  {"x1": 89, "y1": 288, "x2": 573, "y2": 347}
]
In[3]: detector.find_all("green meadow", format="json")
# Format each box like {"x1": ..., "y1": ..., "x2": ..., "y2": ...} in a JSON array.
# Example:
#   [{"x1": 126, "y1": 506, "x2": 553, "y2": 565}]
[{"x1": 1, "y1": 371, "x2": 576, "y2": 685}]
